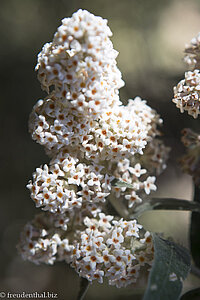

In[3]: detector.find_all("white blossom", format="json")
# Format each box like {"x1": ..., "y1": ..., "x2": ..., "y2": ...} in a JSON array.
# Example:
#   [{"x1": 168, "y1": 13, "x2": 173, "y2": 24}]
[
  {"x1": 184, "y1": 32, "x2": 200, "y2": 69},
  {"x1": 27, "y1": 154, "x2": 113, "y2": 214},
  {"x1": 173, "y1": 70, "x2": 200, "y2": 119},
  {"x1": 109, "y1": 159, "x2": 157, "y2": 209},
  {"x1": 69, "y1": 214, "x2": 154, "y2": 288},
  {"x1": 36, "y1": 9, "x2": 124, "y2": 118}
]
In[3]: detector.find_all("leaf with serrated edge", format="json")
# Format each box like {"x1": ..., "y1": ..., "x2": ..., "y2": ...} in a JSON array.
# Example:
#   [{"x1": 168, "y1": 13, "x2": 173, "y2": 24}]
[{"x1": 143, "y1": 234, "x2": 191, "y2": 300}]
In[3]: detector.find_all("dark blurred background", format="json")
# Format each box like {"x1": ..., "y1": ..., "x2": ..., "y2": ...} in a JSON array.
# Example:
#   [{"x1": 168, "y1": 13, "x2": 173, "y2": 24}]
[{"x1": 1, "y1": 0, "x2": 200, "y2": 299}]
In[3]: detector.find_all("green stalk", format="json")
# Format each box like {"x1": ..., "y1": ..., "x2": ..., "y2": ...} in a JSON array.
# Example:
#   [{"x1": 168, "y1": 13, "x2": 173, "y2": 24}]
[{"x1": 190, "y1": 184, "x2": 200, "y2": 268}]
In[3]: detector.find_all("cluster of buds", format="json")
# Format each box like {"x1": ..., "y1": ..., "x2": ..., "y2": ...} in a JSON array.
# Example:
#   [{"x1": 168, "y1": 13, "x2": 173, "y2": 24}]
[
  {"x1": 173, "y1": 33, "x2": 200, "y2": 183},
  {"x1": 173, "y1": 33, "x2": 200, "y2": 119},
  {"x1": 184, "y1": 33, "x2": 200, "y2": 69},
  {"x1": 18, "y1": 10, "x2": 169, "y2": 287}
]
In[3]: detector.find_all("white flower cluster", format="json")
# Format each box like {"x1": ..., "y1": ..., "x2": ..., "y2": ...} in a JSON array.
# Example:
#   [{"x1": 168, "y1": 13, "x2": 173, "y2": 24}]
[
  {"x1": 19, "y1": 9, "x2": 169, "y2": 289},
  {"x1": 104, "y1": 137, "x2": 170, "y2": 209},
  {"x1": 112, "y1": 160, "x2": 156, "y2": 209},
  {"x1": 70, "y1": 214, "x2": 154, "y2": 287},
  {"x1": 30, "y1": 9, "x2": 163, "y2": 161},
  {"x1": 29, "y1": 97, "x2": 93, "y2": 152},
  {"x1": 180, "y1": 128, "x2": 200, "y2": 186},
  {"x1": 173, "y1": 33, "x2": 200, "y2": 118},
  {"x1": 18, "y1": 213, "x2": 154, "y2": 288},
  {"x1": 184, "y1": 32, "x2": 200, "y2": 69},
  {"x1": 18, "y1": 213, "x2": 61, "y2": 265},
  {"x1": 30, "y1": 95, "x2": 162, "y2": 161},
  {"x1": 27, "y1": 9, "x2": 166, "y2": 218},
  {"x1": 36, "y1": 9, "x2": 123, "y2": 118},
  {"x1": 27, "y1": 152, "x2": 113, "y2": 215},
  {"x1": 173, "y1": 70, "x2": 200, "y2": 119}
]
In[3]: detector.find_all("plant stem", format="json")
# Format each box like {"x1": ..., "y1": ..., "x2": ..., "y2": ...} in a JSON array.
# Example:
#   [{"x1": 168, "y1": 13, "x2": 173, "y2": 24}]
[
  {"x1": 190, "y1": 184, "x2": 200, "y2": 268},
  {"x1": 77, "y1": 278, "x2": 90, "y2": 300}
]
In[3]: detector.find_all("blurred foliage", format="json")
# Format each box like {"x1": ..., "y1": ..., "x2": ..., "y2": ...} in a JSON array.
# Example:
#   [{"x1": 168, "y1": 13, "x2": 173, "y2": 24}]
[{"x1": 1, "y1": 0, "x2": 200, "y2": 299}]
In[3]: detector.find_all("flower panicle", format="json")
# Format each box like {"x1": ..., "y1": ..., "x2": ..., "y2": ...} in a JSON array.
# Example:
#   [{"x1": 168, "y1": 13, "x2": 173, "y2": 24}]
[{"x1": 18, "y1": 9, "x2": 169, "y2": 288}]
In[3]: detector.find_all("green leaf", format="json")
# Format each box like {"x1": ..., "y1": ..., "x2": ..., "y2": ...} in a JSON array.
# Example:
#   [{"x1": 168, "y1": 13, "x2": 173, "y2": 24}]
[
  {"x1": 77, "y1": 277, "x2": 90, "y2": 300},
  {"x1": 143, "y1": 234, "x2": 191, "y2": 300},
  {"x1": 113, "y1": 178, "x2": 135, "y2": 189},
  {"x1": 131, "y1": 198, "x2": 200, "y2": 218},
  {"x1": 190, "y1": 185, "x2": 200, "y2": 268},
  {"x1": 180, "y1": 288, "x2": 200, "y2": 300}
]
